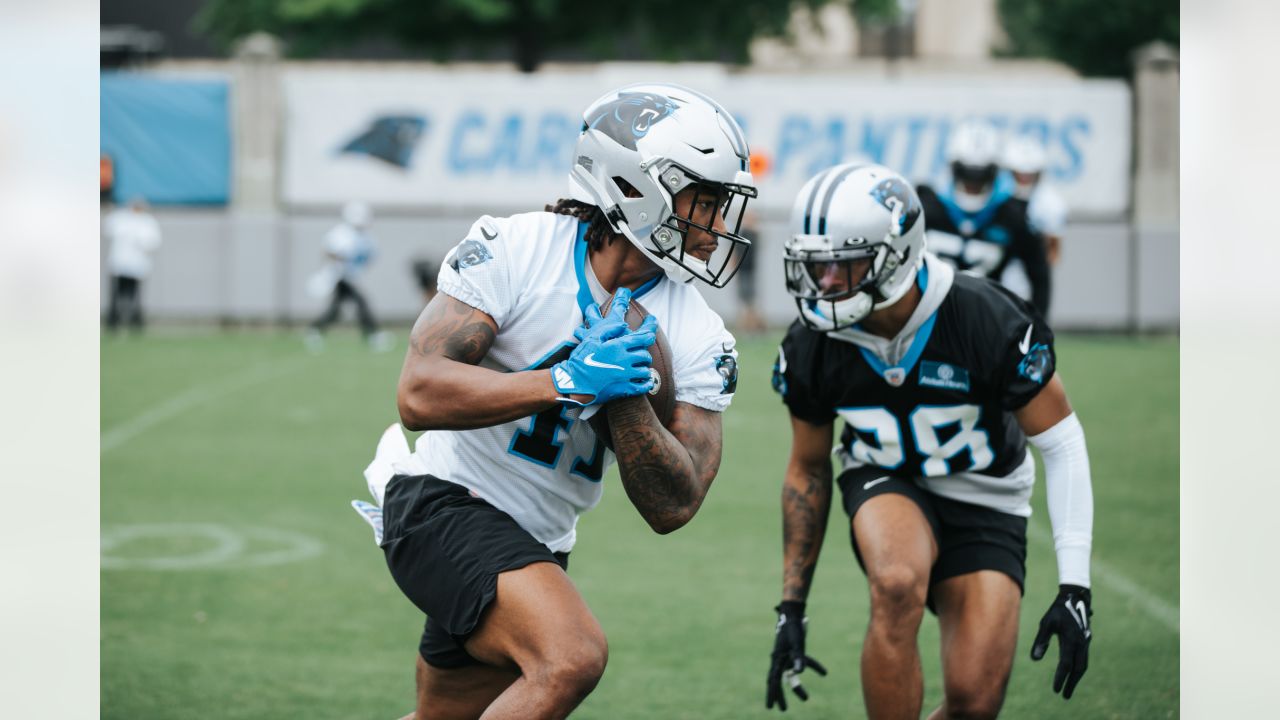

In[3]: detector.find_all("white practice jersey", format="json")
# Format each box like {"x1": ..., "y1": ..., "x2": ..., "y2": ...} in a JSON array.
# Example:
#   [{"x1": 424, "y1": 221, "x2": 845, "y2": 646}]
[
  {"x1": 414, "y1": 211, "x2": 738, "y2": 553},
  {"x1": 1027, "y1": 183, "x2": 1068, "y2": 237}
]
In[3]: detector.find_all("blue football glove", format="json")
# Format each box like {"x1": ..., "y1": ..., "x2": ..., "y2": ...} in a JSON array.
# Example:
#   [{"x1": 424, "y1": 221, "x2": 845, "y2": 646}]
[
  {"x1": 1031, "y1": 585, "x2": 1093, "y2": 699},
  {"x1": 553, "y1": 288, "x2": 656, "y2": 406}
]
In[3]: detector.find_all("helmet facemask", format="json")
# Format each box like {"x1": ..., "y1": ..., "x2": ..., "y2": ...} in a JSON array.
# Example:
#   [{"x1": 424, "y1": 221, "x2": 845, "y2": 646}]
[
  {"x1": 785, "y1": 237, "x2": 910, "y2": 332},
  {"x1": 950, "y1": 161, "x2": 999, "y2": 212},
  {"x1": 645, "y1": 163, "x2": 756, "y2": 288}
]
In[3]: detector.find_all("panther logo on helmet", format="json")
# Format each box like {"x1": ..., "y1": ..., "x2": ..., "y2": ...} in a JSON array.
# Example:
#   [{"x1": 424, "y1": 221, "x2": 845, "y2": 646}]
[
  {"x1": 585, "y1": 92, "x2": 679, "y2": 150},
  {"x1": 869, "y1": 177, "x2": 922, "y2": 234}
]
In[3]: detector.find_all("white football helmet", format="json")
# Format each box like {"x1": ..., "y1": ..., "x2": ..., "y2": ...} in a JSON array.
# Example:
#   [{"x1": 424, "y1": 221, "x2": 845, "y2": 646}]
[
  {"x1": 1001, "y1": 135, "x2": 1048, "y2": 200},
  {"x1": 569, "y1": 83, "x2": 757, "y2": 287},
  {"x1": 784, "y1": 163, "x2": 926, "y2": 332},
  {"x1": 946, "y1": 119, "x2": 1003, "y2": 212}
]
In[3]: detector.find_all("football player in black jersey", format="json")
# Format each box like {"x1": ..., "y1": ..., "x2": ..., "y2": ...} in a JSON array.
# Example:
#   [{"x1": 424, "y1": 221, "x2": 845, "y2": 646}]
[
  {"x1": 916, "y1": 120, "x2": 1052, "y2": 318},
  {"x1": 764, "y1": 163, "x2": 1095, "y2": 718}
]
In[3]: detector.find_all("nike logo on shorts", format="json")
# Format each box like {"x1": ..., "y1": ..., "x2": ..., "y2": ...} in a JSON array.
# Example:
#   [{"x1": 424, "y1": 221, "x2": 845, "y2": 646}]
[
  {"x1": 583, "y1": 354, "x2": 623, "y2": 370},
  {"x1": 863, "y1": 476, "x2": 891, "y2": 490}
]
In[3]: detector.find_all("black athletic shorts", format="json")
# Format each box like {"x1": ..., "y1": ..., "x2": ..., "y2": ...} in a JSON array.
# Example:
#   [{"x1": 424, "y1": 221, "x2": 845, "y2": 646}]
[
  {"x1": 380, "y1": 474, "x2": 569, "y2": 669},
  {"x1": 836, "y1": 465, "x2": 1027, "y2": 612}
]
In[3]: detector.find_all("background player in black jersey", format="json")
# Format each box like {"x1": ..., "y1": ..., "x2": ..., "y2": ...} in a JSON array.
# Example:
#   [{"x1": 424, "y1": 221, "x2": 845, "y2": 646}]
[
  {"x1": 764, "y1": 163, "x2": 1095, "y2": 718},
  {"x1": 916, "y1": 120, "x2": 1052, "y2": 318}
]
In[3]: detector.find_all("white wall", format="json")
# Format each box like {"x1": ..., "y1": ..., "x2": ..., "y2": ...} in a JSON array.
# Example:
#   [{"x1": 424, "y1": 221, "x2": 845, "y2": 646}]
[{"x1": 104, "y1": 209, "x2": 1166, "y2": 331}]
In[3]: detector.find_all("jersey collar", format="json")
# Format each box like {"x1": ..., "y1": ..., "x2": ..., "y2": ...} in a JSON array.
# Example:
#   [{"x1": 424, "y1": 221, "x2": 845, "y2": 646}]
[
  {"x1": 939, "y1": 172, "x2": 1015, "y2": 233},
  {"x1": 574, "y1": 220, "x2": 661, "y2": 314},
  {"x1": 855, "y1": 264, "x2": 938, "y2": 386}
]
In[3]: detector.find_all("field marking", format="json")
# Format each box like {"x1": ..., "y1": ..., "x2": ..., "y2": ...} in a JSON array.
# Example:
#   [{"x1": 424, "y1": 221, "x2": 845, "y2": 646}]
[
  {"x1": 1027, "y1": 522, "x2": 1179, "y2": 633},
  {"x1": 101, "y1": 523, "x2": 324, "y2": 570},
  {"x1": 101, "y1": 359, "x2": 299, "y2": 454}
]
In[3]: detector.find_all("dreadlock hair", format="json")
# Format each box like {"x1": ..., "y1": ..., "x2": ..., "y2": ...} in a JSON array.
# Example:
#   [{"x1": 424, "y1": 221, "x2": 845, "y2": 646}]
[{"x1": 544, "y1": 199, "x2": 618, "y2": 252}]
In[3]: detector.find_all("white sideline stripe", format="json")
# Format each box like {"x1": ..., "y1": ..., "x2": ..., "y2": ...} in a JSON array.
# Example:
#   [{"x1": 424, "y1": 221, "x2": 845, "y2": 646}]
[
  {"x1": 1027, "y1": 523, "x2": 1179, "y2": 634},
  {"x1": 101, "y1": 361, "x2": 297, "y2": 454}
]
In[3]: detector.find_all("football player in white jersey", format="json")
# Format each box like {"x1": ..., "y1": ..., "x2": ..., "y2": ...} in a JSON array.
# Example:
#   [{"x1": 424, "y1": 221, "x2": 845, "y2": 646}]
[
  {"x1": 368, "y1": 83, "x2": 755, "y2": 720},
  {"x1": 765, "y1": 164, "x2": 1095, "y2": 717},
  {"x1": 1002, "y1": 134, "x2": 1069, "y2": 266}
]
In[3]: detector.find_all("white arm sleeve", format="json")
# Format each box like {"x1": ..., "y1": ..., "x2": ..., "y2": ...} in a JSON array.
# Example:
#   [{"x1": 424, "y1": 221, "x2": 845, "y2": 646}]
[{"x1": 1027, "y1": 412, "x2": 1093, "y2": 587}]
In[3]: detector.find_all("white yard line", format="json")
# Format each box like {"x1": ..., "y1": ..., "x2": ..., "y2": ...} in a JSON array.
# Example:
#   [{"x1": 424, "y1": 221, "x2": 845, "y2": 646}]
[
  {"x1": 101, "y1": 360, "x2": 298, "y2": 454},
  {"x1": 1028, "y1": 522, "x2": 1179, "y2": 633}
]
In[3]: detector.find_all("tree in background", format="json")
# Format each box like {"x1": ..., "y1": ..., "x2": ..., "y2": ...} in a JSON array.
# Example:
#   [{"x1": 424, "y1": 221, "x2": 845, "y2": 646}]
[
  {"x1": 197, "y1": 0, "x2": 848, "y2": 72},
  {"x1": 997, "y1": 0, "x2": 1178, "y2": 77}
]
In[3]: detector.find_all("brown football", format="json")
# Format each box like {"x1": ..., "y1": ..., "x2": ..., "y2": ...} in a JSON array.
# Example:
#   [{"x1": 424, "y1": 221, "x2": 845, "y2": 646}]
[{"x1": 587, "y1": 291, "x2": 676, "y2": 450}]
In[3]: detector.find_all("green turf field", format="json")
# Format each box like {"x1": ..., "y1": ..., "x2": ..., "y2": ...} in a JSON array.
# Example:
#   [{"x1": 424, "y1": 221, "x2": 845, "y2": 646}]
[{"x1": 101, "y1": 329, "x2": 1178, "y2": 719}]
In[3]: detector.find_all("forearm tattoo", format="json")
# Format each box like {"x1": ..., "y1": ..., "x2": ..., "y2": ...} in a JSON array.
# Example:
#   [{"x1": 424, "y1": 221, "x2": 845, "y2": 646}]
[
  {"x1": 610, "y1": 399, "x2": 722, "y2": 530},
  {"x1": 409, "y1": 295, "x2": 494, "y2": 365},
  {"x1": 782, "y1": 464, "x2": 832, "y2": 601}
]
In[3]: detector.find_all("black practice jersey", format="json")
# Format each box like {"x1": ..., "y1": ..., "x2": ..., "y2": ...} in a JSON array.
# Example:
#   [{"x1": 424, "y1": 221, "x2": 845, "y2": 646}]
[
  {"x1": 773, "y1": 272, "x2": 1054, "y2": 481},
  {"x1": 917, "y1": 183, "x2": 1051, "y2": 317}
]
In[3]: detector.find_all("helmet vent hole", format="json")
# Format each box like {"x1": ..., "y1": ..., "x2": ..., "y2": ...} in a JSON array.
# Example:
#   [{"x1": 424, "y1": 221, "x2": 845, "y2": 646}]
[{"x1": 612, "y1": 177, "x2": 643, "y2": 199}]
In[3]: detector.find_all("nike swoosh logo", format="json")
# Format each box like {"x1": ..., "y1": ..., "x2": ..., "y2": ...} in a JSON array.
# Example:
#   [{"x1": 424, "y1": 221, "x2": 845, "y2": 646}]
[
  {"x1": 480, "y1": 225, "x2": 497, "y2": 241},
  {"x1": 1018, "y1": 323, "x2": 1034, "y2": 355},
  {"x1": 1064, "y1": 598, "x2": 1091, "y2": 638},
  {"x1": 583, "y1": 354, "x2": 623, "y2": 370},
  {"x1": 863, "y1": 476, "x2": 891, "y2": 490}
]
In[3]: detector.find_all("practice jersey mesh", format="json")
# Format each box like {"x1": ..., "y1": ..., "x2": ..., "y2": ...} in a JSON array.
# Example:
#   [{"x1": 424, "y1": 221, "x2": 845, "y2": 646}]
[{"x1": 415, "y1": 212, "x2": 738, "y2": 552}]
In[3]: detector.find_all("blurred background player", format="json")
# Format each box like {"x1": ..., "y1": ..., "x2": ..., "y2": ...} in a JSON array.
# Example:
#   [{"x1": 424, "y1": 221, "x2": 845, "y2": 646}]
[
  {"x1": 1002, "y1": 134, "x2": 1069, "y2": 266},
  {"x1": 766, "y1": 163, "x2": 1095, "y2": 716},
  {"x1": 103, "y1": 196, "x2": 161, "y2": 334},
  {"x1": 367, "y1": 83, "x2": 752, "y2": 720},
  {"x1": 917, "y1": 120, "x2": 1052, "y2": 318},
  {"x1": 734, "y1": 211, "x2": 767, "y2": 334},
  {"x1": 410, "y1": 257, "x2": 438, "y2": 308},
  {"x1": 306, "y1": 200, "x2": 392, "y2": 351}
]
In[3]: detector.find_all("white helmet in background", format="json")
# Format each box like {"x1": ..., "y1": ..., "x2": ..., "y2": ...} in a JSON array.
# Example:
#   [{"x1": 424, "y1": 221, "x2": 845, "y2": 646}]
[
  {"x1": 1001, "y1": 135, "x2": 1049, "y2": 200},
  {"x1": 569, "y1": 83, "x2": 757, "y2": 287},
  {"x1": 784, "y1": 163, "x2": 927, "y2": 332},
  {"x1": 946, "y1": 119, "x2": 1003, "y2": 212},
  {"x1": 342, "y1": 201, "x2": 372, "y2": 228}
]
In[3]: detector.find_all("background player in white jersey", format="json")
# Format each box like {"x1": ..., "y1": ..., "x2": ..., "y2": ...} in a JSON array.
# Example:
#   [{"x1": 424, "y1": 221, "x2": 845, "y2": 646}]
[
  {"x1": 1002, "y1": 134, "x2": 1070, "y2": 266},
  {"x1": 369, "y1": 83, "x2": 755, "y2": 720},
  {"x1": 764, "y1": 163, "x2": 1095, "y2": 718}
]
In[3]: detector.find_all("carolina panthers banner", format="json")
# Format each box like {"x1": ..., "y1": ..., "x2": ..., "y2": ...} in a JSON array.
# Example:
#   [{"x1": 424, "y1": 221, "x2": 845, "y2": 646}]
[{"x1": 281, "y1": 69, "x2": 1130, "y2": 216}]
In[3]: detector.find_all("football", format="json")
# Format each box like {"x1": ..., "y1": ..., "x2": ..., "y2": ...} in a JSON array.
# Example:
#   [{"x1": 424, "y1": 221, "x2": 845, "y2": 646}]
[{"x1": 588, "y1": 291, "x2": 675, "y2": 450}]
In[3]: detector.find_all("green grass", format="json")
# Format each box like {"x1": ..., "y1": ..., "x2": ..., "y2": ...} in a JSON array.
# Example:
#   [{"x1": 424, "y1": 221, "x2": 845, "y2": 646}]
[{"x1": 101, "y1": 329, "x2": 1178, "y2": 718}]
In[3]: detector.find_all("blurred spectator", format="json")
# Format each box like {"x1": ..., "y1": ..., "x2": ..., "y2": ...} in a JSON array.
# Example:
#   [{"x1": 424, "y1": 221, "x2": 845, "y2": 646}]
[
  {"x1": 103, "y1": 197, "x2": 161, "y2": 334},
  {"x1": 1002, "y1": 135, "x2": 1069, "y2": 265},
  {"x1": 734, "y1": 212, "x2": 766, "y2": 334},
  {"x1": 306, "y1": 201, "x2": 392, "y2": 352},
  {"x1": 411, "y1": 258, "x2": 438, "y2": 307}
]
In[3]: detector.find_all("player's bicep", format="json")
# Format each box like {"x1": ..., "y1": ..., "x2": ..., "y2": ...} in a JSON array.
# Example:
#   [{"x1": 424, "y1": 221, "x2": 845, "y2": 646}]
[
  {"x1": 667, "y1": 401, "x2": 723, "y2": 484},
  {"x1": 788, "y1": 415, "x2": 835, "y2": 480},
  {"x1": 405, "y1": 291, "x2": 497, "y2": 366},
  {"x1": 1015, "y1": 375, "x2": 1073, "y2": 436}
]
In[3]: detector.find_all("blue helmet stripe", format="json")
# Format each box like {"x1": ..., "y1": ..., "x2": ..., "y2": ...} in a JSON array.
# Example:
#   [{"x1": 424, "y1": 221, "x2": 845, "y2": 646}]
[{"x1": 803, "y1": 167, "x2": 837, "y2": 235}]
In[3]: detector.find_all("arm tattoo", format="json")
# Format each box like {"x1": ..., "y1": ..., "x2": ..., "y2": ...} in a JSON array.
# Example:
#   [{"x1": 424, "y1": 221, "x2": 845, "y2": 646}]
[
  {"x1": 409, "y1": 296, "x2": 495, "y2": 365},
  {"x1": 609, "y1": 399, "x2": 722, "y2": 532},
  {"x1": 782, "y1": 463, "x2": 832, "y2": 601}
]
